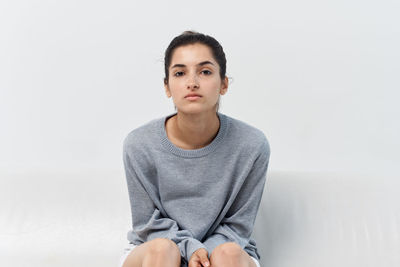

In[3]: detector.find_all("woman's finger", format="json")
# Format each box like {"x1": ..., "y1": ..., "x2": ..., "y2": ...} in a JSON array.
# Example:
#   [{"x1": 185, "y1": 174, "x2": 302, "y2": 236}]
[
  {"x1": 188, "y1": 257, "x2": 201, "y2": 267},
  {"x1": 197, "y1": 249, "x2": 210, "y2": 267}
]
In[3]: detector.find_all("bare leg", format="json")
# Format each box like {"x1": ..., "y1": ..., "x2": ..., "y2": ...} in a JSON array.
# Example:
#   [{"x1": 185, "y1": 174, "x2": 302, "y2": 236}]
[
  {"x1": 122, "y1": 238, "x2": 181, "y2": 267},
  {"x1": 209, "y1": 242, "x2": 257, "y2": 267}
]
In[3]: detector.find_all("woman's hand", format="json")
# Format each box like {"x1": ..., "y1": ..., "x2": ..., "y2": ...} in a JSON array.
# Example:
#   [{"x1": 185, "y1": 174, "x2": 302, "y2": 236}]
[{"x1": 189, "y1": 248, "x2": 210, "y2": 267}]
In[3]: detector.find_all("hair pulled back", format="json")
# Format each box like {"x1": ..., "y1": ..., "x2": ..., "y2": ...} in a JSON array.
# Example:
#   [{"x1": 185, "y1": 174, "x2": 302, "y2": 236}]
[{"x1": 163, "y1": 30, "x2": 227, "y2": 85}]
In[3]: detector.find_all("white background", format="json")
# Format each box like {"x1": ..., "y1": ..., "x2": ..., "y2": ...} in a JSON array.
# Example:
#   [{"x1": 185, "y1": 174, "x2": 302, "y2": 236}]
[
  {"x1": 1, "y1": 0, "x2": 399, "y2": 176},
  {"x1": 1, "y1": 1, "x2": 399, "y2": 267}
]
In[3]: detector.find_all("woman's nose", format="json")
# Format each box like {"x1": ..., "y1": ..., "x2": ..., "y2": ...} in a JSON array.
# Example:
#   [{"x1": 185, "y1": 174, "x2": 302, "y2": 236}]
[{"x1": 186, "y1": 73, "x2": 199, "y2": 89}]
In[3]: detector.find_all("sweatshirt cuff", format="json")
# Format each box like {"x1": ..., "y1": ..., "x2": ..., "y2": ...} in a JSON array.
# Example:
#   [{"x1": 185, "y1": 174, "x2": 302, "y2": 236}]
[
  {"x1": 203, "y1": 233, "x2": 228, "y2": 256},
  {"x1": 178, "y1": 237, "x2": 208, "y2": 264}
]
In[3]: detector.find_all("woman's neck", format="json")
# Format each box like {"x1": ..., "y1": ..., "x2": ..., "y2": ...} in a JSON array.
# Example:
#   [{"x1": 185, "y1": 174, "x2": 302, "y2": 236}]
[{"x1": 165, "y1": 111, "x2": 220, "y2": 150}]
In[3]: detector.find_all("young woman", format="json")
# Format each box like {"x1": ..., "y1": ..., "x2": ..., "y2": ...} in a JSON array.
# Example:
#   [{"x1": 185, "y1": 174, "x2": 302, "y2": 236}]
[{"x1": 120, "y1": 31, "x2": 270, "y2": 267}]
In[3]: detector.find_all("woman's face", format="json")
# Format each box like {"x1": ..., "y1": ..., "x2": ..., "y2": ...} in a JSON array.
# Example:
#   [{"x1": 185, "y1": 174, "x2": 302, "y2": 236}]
[{"x1": 164, "y1": 43, "x2": 228, "y2": 114}]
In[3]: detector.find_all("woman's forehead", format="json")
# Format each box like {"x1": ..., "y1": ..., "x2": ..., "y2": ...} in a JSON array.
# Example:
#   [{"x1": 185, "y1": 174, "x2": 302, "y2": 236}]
[{"x1": 170, "y1": 43, "x2": 216, "y2": 66}]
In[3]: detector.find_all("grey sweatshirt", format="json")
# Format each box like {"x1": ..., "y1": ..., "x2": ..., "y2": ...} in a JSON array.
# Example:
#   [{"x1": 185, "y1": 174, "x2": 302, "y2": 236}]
[{"x1": 122, "y1": 111, "x2": 270, "y2": 266}]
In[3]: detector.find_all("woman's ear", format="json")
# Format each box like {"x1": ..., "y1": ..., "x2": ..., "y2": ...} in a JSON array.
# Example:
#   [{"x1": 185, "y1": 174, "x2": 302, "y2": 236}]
[
  {"x1": 164, "y1": 83, "x2": 172, "y2": 98},
  {"x1": 220, "y1": 76, "x2": 229, "y2": 95}
]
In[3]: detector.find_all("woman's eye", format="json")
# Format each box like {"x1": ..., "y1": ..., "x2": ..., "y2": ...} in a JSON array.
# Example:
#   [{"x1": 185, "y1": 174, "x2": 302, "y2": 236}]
[
  {"x1": 202, "y1": 70, "x2": 212, "y2": 75},
  {"x1": 174, "y1": 71, "x2": 184, "y2": 77}
]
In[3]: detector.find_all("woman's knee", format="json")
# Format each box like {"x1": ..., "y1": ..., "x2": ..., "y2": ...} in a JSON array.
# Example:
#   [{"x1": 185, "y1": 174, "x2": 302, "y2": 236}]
[
  {"x1": 122, "y1": 238, "x2": 180, "y2": 267},
  {"x1": 211, "y1": 242, "x2": 242, "y2": 259},
  {"x1": 147, "y1": 238, "x2": 180, "y2": 256},
  {"x1": 210, "y1": 242, "x2": 254, "y2": 267}
]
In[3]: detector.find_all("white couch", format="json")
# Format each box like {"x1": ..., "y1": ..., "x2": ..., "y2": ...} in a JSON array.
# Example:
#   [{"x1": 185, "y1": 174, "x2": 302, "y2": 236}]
[{"x1": 1, "y1": 170, "x2": 398, "y2": 267}]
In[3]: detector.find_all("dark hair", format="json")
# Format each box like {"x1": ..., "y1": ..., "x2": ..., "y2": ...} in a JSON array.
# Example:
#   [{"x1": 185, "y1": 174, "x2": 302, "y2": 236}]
[{"x1": 163, "y1": 30, "x2": 227, "y2": 85}]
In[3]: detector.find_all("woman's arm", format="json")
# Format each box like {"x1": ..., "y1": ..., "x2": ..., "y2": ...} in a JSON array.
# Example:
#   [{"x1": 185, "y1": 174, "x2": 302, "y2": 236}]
[
  {"x1": 202, "y1": 140, "x2": 270, "y2": 257},
  {"x1": 123, "y1": 147, "x2": 207, "y2": 263}
]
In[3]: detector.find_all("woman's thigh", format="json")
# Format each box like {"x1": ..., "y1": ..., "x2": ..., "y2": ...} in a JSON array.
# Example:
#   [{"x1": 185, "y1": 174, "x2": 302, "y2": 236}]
[
  {"x1": 210, "y1": 242, "x2": 260, "y2": 267},
  {"x1": 120, "y1": 238, "x2": 181, "y2": 267},
  {"x1": 119, "y1": 243, "x2": 139, "y2": 267}
]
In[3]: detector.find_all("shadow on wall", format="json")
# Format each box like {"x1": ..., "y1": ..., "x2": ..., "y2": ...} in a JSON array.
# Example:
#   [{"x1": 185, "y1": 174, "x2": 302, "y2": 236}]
[{"x1": 252, "y1": 171, "x2": 400, "y2": 267}]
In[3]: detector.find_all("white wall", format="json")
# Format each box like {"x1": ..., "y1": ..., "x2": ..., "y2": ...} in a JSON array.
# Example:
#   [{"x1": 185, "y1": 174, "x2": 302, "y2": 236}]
[{"x1": 1, "y1": 0, "x2": 399, "y2": 176}]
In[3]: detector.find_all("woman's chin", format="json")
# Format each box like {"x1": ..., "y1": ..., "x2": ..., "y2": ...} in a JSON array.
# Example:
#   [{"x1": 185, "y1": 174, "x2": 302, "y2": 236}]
[{"x1": 177, "y1": 105, "x2": 204, "y2": 113}]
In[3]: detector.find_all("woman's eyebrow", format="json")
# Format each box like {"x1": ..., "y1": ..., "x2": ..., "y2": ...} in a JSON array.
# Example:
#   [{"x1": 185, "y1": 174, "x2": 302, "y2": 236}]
[{"x1": 171, "y1": 61, "x2": 215, "y2": 69}]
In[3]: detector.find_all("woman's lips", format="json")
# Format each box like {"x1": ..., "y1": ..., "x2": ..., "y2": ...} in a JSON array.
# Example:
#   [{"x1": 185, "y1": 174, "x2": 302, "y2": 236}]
[{"x1": 185, "y1": 95, "x2": 202, "y2": 101}]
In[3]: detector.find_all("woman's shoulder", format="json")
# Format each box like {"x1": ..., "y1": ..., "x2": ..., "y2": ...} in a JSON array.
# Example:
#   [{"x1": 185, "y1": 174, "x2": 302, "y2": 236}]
[
  {"x1": 123, "y1": 116, "x2": 163, "y2": 152},
  {"x1": 222, "y1": 113, "x2": 270, "y2": 161},
  {"x1": 225, "y1": 114, "x2": 270, "y2": 149}
]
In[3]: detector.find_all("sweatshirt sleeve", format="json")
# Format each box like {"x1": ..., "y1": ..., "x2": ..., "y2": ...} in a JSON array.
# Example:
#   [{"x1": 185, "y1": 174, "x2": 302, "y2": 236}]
[
  {"x1": 123, "y1": 145, "x2": 207, "y2": 263},
  {"x1": 203, "y1": 140, "x2": 270, "y2": 257}
]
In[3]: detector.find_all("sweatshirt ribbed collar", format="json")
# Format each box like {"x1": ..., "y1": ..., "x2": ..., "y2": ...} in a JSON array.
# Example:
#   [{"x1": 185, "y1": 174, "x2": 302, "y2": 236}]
[{"x1": 159, "y1": 112, "x2": 228, "y2": 158}]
